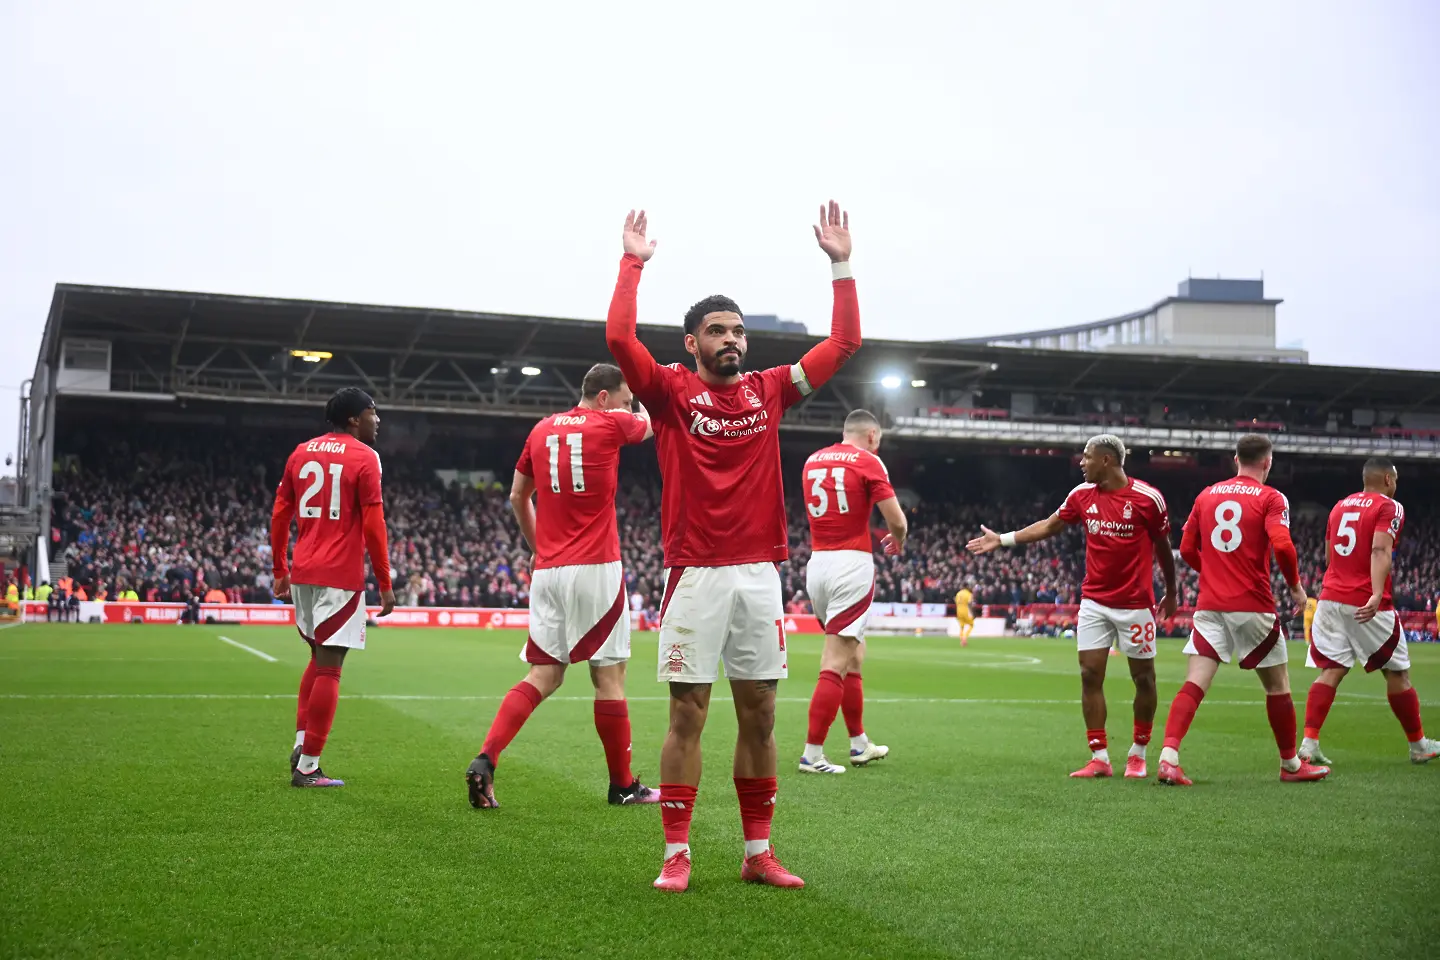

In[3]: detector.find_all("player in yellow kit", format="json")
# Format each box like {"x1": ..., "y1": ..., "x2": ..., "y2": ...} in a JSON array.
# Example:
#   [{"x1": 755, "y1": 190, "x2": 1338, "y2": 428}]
[{"x1": 955, "y1": 586, "x2": 975, "y2": 647}]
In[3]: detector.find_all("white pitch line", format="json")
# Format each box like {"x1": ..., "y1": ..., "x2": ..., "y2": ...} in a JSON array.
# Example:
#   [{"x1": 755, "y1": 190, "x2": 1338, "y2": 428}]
[
  {"x1": 0, "y1": 693, "x2": 1426, "y2": 707},
  {"x1": 0, "y1": 621, "x2": 24, "y2": 631},
  {"x1": 218, "y1": 636, "x2": 278, "y2": 662}
]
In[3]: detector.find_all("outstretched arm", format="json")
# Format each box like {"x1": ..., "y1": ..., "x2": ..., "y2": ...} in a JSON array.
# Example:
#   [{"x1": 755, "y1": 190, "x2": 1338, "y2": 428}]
[
  {"x1": 967, "y1": 514, "x2": 1066, "y2": 554},
  {"x1": 269, "y1": 460, "x2": 297, "y2": 599},
  {"x1": 793, "y1": 201, "x2": 860, "y2": 397},
  {"x1": 604, "y1": 211, "x2": 663, "y2": 400},
  {"x1": 1153, "y1": 531, "x2": 1178, "y2": 618}
]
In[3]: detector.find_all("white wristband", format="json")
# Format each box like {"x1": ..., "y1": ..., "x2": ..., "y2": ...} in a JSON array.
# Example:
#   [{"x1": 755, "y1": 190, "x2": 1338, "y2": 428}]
[
  {"x1": 1000, "y1": 531, "x2": 1018, "y2": 548},
  {"x1": 830, "y1": 261, "x2": 853, "y2": 281}
]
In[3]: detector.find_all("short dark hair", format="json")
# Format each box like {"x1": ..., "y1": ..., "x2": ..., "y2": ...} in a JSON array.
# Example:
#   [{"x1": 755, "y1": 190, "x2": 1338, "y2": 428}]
[
  {"x1": 843, "y1": 409, "x2": 881, "y2": 433},
  {"x1": 325, "y1": 387, "x2": 375, "y2": 428},
  {"x1": 1235, "y1": 434, "x2": 1273, "y2": 466},
  {"x1": 581, "y1": 363, "x2": 625, "y2": 399},
  {"x1": 683, "y1": 295, "x2": 743, "y2": 335},
  {"x1": 1363, "y1": 456, "x2": 1397, "y2": 477}
]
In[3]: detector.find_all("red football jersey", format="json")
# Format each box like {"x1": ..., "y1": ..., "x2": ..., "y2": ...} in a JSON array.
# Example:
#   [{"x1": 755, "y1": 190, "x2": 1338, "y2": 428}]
[
  {"x1": 803, "y1": 443, "x2": 897, "y2": 552},
  {"x1": 633, "y1": 364, "x2": 804, "y2": 568},
  {"x1": 276, "y1": 433, "x2": 384, "y2": 591},
  {"x1": 1183, "y1": 478, "x2": 1290, "y2": 613},
  {"x1": 516, "y1": 406, "x2": 649, "y2": 569},
  {"x1": 1320, "y1": 491, "x2": 1405, "y2": 608},
  {"x1": 1057, "y1": 477, "x2": 1169, "y2": 609}
]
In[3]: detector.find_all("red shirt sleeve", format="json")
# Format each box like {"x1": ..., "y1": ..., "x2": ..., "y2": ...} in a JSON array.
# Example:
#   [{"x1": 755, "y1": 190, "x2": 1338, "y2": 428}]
[
  {"x1": 516, "y1": 432, "x2": 535, "y2": 477},
  {"x1": 270, "y1": 451, "x2": 298, "y2": 579},
  {"x1": 357, "y1": 448, "x2": 383, "y2": 506},
  {"x1": 1379, "y1": 499, "x2": 1404, "y2": 542},
  {"x1": 1179, "y1": 502, "x2": 1202, "y2": 572},
  {"x1": 794, "y1": 276, "x2": 860, "y2": 395},
  {"x1": 362, "y1": 501, "x2": 392, "y2": 592},
  {"x1": 604, "y1": 254, "x2": 668, "y2": 408},
  {"x1": 611, "y1": 409, "x2": 650, "y2": 445},
  {"x1": 1057, "y1": 488, "x2": 1083, "y2": 525},
  {"x1": 868, "y1": 454, "x2": 896, "y2": 503},
  {"x1": 1148, "y1": 492, "x2": 1171, "y2": 539}
]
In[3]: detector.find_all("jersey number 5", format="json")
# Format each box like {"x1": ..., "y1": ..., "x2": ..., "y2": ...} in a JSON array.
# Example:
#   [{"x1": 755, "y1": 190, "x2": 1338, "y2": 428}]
[
  {"x1": 806, "y1": 467, "x2": 850, "y2": 518},
  {"x1": 298, "y1": 461, "x2": 344, "y2": 520},
  {"x1": 546, "y1": 433, "x2": 586, "y2": 493},
  {"x1": 1333, "y1": 511, "x2": 1362, "y2": 557}
]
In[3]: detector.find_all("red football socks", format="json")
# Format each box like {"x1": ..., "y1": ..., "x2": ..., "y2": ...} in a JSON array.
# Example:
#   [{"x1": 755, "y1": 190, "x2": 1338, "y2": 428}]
[
  {"x1": 1133, "y1": 720, "x2": 1153, "y2": 747},
  {"x1": 1162, "y1": 681, "x2": 1205, "y2": 750},
  {"x1": 300, "y1": 664, "x2": 342, "y2": 757},
  {"x1": 1388, "y1": 687, "x2": 1425, "y2": 742},
  {"x1": 735, "y1": 776, "x2": 778, "y2": 844},
  {"x1": 295, "y1": 655, "x2": 318, "y2": 734},
  {"x1": 593, "y1": 699, "x2": 634, "y2": 787},
  {"x1": 842, "y1": 672, "x2": 865, "y2": 736},
  {"x1": 1265, "y1": 693, "x2": 1298, "y2": 760},
  {"x1": 481, "y1": 682, "x2": 544, "y2": 763},
  {"x1": 1304, "y1": 681, "x2": 1337, "y2": 740},
  {"x1": 1086, "y1": 728, "x2": 1108, "y2": 751},
  {"x1": 806, "y1": 670, "x2": 844, "y2": 745},
  {"x1": 660, "y1": 783, "x2": 697, "y2": 846}
]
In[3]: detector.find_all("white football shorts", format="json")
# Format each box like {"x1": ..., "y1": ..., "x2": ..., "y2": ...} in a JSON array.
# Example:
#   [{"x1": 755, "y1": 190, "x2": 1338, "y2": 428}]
[
  {"x1": 1077, "y1": 598, "x2": 1157, "y2": 659},
  {"x1": 292, "y1": 584, "x2": 367, "y2": 650},
  {"x1": 524, "y1": 561, "x2": 630, "y2": 668},
  {"x1": 1307, "y1": 601, "x2": 1408, "y2": 673},
  {"x1": 806, "y1": 550, "x2": 876, "y2": 641},
  {"x1": 657, "y1": 563, "x2": 787, "y2": 684},
  {"x1": 1186, "y1": 610, "x2": 1287, "y2": 669}
]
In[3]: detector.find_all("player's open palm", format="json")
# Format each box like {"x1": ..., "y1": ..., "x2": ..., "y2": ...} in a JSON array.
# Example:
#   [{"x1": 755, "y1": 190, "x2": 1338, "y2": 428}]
[
  {"x1": 814, "y1": 200, "x2": 851, "y2": 262},
  {"x1": 967, "y1": 526, "x2": 1002, "y2": 555},
  {"x1": 622, "y1": 210, "x2": 657, "y2": 262}
]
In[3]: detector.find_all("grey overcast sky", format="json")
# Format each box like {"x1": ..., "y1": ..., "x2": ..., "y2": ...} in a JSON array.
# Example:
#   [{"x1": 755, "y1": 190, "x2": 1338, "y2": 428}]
[{"x1": 2, "y1": 2, "x2": 1437, "y2": 467}]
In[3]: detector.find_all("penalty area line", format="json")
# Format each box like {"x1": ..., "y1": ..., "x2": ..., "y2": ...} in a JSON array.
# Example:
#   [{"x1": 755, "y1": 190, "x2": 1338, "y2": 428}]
[{"x1": 218, "y1": 636, "x2": 278, "y2": 663}]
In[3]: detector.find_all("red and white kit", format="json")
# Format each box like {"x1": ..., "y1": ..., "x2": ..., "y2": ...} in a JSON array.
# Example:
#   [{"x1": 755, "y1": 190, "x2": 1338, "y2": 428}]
[
  {"x1": 606, "y1": 253, "x2": 860, "y2": 685},
  {"x1": 515, "y1": 406, "x2": 650, "y2": 667},
  {"x1": 272, "y1": 433, "x2": 390, "y2": 649},
  {"x1": 1309, "y1": 492, "x2": 1409, "y2": 672},
  {"x1": 1180, "y1": 479, "x2": 1297, "y2": 669},
  {"x1": 1057, "y1": 478, "x2": 1169, "y2": 658},
  {"x1": 802, "y1": 443, "x2": 895, "y2": 641}
]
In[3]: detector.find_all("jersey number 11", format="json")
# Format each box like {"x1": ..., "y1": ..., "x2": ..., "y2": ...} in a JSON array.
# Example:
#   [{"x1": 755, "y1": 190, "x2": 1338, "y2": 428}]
[{"x1": 546, "y1": 433, "x2": 586, "y2": 493}]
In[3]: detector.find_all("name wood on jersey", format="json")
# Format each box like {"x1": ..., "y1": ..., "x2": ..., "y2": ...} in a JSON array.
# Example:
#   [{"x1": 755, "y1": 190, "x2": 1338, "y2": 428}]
[{"x1": 552, "y1": 414, "x2": 587, "y2": 426}]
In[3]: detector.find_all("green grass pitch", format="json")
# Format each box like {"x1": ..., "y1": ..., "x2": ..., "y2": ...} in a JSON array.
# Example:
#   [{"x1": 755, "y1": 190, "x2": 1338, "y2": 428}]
[{"x1": 1, "y1": 621, "x2": 1437, "y2": 959}]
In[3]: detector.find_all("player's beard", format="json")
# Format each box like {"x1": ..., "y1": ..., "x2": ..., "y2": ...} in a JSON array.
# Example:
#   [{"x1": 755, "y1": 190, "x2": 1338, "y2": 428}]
[{"x1": 701, "y1": 345, "x2": 744, "y2": 378}]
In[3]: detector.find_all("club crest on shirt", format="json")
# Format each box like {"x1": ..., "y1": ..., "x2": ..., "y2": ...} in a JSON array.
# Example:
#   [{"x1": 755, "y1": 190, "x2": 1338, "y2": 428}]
[
  {"x1": 1122, "y1": 501, "x2": 1134, "y2": 520},
  {"x1": 743, "y1": 385, "x2": 762, "y2": 409},
  {"x1": 1086, "y1": 519, "x2": 1101, "y2": 535}
]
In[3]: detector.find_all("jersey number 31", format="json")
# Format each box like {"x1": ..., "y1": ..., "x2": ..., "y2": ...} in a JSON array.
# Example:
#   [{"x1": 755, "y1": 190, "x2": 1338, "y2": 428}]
[{"x1": 807, "y1": 467, "x2": 850, "y2": 518}]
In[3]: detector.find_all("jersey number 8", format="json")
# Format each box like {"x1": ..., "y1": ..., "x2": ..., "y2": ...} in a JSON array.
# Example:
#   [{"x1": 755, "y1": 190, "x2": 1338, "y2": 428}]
[{"x1": 1210, "y1": 500, "x2": 1243, "y2": 553}]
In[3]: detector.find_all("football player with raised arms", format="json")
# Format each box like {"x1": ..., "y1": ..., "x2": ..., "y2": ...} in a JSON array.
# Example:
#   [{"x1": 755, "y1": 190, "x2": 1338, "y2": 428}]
[
  {"x1": 465, "y1": 363, "x2": 661, "y2": 809},
  {"x1": 606, "y1": 202, "x2": 861, "y2": 892},
  {"x1": 967, "y1": 435, "x2": 1176, "y2": 779},
  {"x1": 797, "y1": 408, "x2": 907, "y2": 775}
]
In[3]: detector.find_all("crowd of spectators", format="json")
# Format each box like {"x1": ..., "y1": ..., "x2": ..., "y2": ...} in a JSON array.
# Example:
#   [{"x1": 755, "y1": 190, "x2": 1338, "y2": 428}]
[{"x1": 37, "y1": 426, "x2": 1439, "y2": 622}]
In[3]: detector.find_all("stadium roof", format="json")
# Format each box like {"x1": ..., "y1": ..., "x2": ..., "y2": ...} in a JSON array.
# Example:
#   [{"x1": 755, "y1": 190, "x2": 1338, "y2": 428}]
[
  {"x1": 946, "y1": 293, "x2": 1284, "y2": 346},
  {"x1": 35, "y1": 283, "x2": 1440, "y2": 416}
]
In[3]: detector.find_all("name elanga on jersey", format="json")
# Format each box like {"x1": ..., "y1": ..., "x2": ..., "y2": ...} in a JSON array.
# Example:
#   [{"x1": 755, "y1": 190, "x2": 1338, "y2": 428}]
[{"x1": 306, "y1": 440, "x2": 349, "y2": 454}]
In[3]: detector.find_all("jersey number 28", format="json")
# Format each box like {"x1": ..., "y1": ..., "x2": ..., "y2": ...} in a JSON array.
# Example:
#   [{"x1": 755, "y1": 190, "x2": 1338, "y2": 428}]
[{"x1": 807, "y1": 467, "x2": 850, "y2": 518}]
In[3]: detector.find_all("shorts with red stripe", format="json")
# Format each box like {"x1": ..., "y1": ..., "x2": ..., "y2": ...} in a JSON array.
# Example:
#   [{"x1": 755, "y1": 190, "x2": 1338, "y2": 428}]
[
  {"x1": 1185, "y1": 610, "x2": 1287, "y2": 669},
  {"x1": 805, "y1": 550, "x2": 875, "y2": 642},
  {"x1": 657, "y1": 563, "x2": 786, "y2": 684},
  {"x1": 293, "y1": 584, "x2": 367, "y2": 650},
  {"x1": 1307, "y1": 601, "x2": 1408, "y2": 672},
  {"x1": 524, "y1": 561, "x2": 630, "y2": 668}
]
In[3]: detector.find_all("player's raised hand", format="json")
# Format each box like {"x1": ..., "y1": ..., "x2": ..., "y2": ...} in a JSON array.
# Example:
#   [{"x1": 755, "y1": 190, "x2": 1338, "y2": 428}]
[
  {"x1": 273, "y1": 575, "x2": 291, "y2": 602},
  {"x1": 813, "y1": 199, "x2": 851, "y2": 263},
  {"x1": 623, "y1": 210, "x2": 657, "y2": 262},
  {"x1": 966, "y1": 525, "x2": 1002, "y2": 555},
  {"x1": 379, "y1": 588, "x2": 396, "y2": 618},
  {"x1": 1354, "y1": 593, "x2": 1380, "y2": 624}
]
